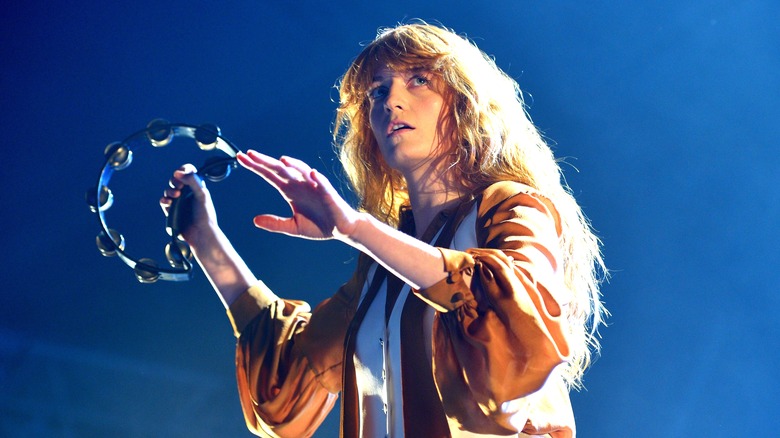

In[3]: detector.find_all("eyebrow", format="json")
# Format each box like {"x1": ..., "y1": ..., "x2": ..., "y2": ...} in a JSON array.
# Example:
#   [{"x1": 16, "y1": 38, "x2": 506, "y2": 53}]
[{"x1": 371, "y1": 67, "x2": 428, "y2": 83}]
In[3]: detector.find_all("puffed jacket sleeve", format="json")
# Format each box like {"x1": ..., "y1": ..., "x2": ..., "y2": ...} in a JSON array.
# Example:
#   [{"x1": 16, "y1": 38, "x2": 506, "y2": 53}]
[
  {"x1": 414, "y1": 181, "x2": 575, "y2": 436},
  {"x1": 226, "y1": 255, "x2": 369, "y2": 438}
]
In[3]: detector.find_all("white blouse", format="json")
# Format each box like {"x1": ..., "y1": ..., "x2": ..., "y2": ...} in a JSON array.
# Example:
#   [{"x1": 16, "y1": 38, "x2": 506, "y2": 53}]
[{"x1": 352, "y1": 205, "x2": 514, "y2": 438}]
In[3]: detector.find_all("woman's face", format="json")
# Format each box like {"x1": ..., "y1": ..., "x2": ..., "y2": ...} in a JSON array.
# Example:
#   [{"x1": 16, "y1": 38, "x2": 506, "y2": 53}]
[{"x1": 368, "y1": 66, "x2": 450, "y2": 176}]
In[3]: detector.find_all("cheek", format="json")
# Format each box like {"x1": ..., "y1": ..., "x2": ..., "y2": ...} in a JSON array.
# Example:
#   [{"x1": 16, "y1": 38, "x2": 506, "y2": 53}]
[
  {"x1": 427, "y1": 102, "x2": 446, "y2": 135},
  {"x1": 432, "y1": 98, "x2": 445, "y2": 118},
  {"x1": 369, "y1": 107, "x2": 383, "y2": 138}
]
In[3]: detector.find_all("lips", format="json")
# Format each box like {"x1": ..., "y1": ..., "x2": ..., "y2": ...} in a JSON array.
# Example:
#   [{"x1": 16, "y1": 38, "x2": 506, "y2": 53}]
[{"x1": 386, "y1": 121, "x2": 414, "y2": 137}]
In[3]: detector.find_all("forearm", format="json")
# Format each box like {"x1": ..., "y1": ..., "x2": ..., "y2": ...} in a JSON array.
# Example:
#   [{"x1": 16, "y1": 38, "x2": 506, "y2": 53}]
[
  {"x1": 188, "y1": 225, "x2": 269, "y2": 309},
  {"x1": 340, "y1": 213, "x2": 447, "y2": 290}
]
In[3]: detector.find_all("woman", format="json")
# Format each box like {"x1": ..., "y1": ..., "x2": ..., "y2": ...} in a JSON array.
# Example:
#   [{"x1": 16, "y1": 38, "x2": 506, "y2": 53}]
[{"x1": 162, "y1": 23, "x2": 606, "y2": 437}]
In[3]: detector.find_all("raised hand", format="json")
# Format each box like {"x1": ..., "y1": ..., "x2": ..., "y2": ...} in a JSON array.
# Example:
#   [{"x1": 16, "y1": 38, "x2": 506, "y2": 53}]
[
  {"x1": 237, "y1": 150, "x2": 360, "y2": 241},
  {"x1": 159, "y1": 164, "x2": 219, "y2": 247}
]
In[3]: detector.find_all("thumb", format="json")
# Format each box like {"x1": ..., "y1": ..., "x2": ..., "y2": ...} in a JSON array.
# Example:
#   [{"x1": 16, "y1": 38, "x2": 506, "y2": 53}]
[
  {"x1": 253, "y1": 214, "x2": 298, "y2": 235},
  {"x1": 174, "y1": 164, "x2": 207, "y2": 197}
]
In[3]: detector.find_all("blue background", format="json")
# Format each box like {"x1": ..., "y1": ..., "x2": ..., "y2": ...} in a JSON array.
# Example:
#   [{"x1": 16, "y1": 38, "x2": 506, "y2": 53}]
[{"x1": 1, "y1": 1, "x2": 777, "y2": 436}]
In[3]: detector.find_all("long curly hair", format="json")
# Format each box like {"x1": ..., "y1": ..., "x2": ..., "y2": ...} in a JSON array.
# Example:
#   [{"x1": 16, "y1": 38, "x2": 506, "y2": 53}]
[{"x1": 334, "y1": 22, "x2": 607, "y2": 389}]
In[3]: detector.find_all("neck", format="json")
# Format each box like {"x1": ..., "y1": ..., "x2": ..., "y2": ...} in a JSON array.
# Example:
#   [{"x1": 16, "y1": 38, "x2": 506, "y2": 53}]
[{"x1": 405, "y1": 169, "x2": 463, "y2": 238}]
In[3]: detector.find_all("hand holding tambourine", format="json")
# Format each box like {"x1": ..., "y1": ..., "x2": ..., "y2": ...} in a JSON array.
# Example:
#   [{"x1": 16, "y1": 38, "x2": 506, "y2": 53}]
[{"x1": 86, "y1": 119, "x2": 239, "y2": 283}]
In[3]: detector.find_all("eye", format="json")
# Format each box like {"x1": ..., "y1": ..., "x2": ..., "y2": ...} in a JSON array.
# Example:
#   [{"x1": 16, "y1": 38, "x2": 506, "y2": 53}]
[
  {"x1": 411, "y1": 75, "x2": 430, "y2": 87},
  {"x1": 367, "y1": 85, "x2": 388, "y2": 101}
]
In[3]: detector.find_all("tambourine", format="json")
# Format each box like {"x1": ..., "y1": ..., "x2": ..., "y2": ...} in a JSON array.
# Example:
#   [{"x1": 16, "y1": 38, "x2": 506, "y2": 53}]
[{"x1": 86, "y1": 119, "x2": 240, "y2": 283}]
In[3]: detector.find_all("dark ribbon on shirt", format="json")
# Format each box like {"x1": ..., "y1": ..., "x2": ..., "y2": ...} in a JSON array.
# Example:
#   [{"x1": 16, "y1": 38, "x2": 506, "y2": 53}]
[{"x1": 340, "y1": 196, "x2": 477, "y2": 437}]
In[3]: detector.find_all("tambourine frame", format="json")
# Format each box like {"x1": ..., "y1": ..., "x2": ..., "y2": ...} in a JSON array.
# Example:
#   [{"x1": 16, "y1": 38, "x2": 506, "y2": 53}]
[{"x1": 87, "y1": 120, "x2": 240, "y2": 283}]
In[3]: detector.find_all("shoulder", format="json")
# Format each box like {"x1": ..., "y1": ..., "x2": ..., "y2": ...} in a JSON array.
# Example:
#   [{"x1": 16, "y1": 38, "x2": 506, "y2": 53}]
[
  {"x1": 476, "y1": 181, "x2": 562, "y2": 236},
  {"x1": 479, "y1": 180, "x2": 536, "y2": 206}
]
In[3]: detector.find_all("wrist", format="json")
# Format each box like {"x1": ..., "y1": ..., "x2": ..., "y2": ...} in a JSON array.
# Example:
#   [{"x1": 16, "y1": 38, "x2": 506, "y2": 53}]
[
  {"x1": 335, "y1": 211, "x2": 372, "y2": 247},
  {"x1": 184, "y1": 222, "x2": 222, "y2": 256}
]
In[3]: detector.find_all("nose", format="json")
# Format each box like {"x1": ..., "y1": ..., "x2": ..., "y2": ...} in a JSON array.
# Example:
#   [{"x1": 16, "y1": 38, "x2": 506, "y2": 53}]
[{"x1": 383, "y1": 80, "x2": 406, "y2": 112}]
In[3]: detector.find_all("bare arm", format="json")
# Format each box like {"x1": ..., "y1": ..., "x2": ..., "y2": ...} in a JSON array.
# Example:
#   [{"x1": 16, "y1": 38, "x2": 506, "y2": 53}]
[
  {"x1": 160, "y1": 165, "x2": 273, "y2": 308},
  {"x1": 343, "y1": 213, "x2": 446, "y2": 289},
  {"x1": 236, "y1": 150, "x2": 448, "y2": 290}
]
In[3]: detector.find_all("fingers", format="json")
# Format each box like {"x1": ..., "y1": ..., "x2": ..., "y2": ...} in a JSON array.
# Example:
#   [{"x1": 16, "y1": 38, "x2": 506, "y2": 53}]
[
  {"x1": 309, "y1": 168, "x2": 335, "y2": 194},
  {"x1": 252, "y1": 214, "x2": 298, "y2": 235},
  {"x1": 237, "y1": 151, "x2": 285, "y2": 188},
  {"x1": 238, "y1": 150, "x2": 319, "y2": 190},
  {"x1": 159, "y1": 195, "x2": 173, "y2": 214},
  {"x1": 173, "y1": 164, "x2": 203, "y2": 189},
  {"x1": 160, "y1": 163, "x2": 204, "y2": 214},
  {"x1": 279, "y1": 155, "x2": 313, "y2": 180}
]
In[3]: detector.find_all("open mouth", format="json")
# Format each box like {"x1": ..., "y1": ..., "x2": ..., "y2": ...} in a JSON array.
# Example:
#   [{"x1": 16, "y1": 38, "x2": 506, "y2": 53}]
[{"x1": 388, "y1": 122, "x2": 413, "y2": 136}]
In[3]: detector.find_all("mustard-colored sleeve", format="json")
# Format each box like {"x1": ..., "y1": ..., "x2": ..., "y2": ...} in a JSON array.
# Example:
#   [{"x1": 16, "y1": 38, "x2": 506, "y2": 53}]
[
  {"x1": 416, "y1": 181, "x2": 574, "y2": 435},
  {"x1": 227, "y1": 281, "x2": 280, "y2": 337},
  {"x1": 225, "y1": 256, "x2": 368, "y2": 438}
]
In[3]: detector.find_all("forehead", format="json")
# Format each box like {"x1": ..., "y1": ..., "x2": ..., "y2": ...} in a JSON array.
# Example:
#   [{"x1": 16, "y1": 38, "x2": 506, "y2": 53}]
[
  {"x1": 371, "y1": 66, "x2": 427, "y2": 82},
  {"x1": 358, "y1": 47, "x2": 435, "y2": 80}
]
